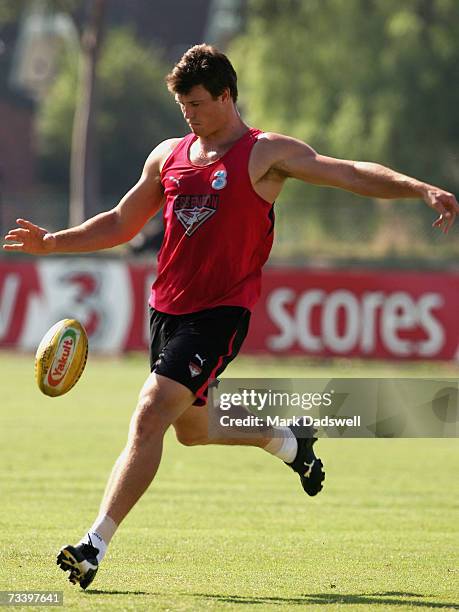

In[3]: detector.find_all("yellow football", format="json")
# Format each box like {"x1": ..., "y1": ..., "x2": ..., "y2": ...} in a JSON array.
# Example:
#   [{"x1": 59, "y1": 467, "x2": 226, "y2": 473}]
[{"x1": 35, "y1": 319, "x2": 88, "y2": 397}]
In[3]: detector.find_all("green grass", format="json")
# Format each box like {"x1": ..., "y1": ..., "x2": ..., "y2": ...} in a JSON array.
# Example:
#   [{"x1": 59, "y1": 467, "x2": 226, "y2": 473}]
[{"x1": 0, "y1": 351, "x2": 458, "y2": 611}]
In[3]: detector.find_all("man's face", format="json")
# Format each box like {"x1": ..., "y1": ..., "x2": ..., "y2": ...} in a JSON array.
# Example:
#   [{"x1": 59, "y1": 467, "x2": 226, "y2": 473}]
[{"x1": 175, "y1": 84, "x2": 231, "y2": 137}]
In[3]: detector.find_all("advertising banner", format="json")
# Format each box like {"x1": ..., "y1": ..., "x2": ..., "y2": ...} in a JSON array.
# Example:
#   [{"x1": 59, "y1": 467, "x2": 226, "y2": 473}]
[
  {"x1": 0, "y1": 259, "x2": 152, "y2": 353},
  {"x1": 245, "y1": 268, "x2": 459, "y2": 361},
  {"x1": 0, "y1": 261, "x2": 457, "y2": 360}
]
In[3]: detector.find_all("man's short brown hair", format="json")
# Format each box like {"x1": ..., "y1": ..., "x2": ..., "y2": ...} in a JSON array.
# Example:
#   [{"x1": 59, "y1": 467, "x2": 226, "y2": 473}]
[{"x1": 166, "y1": 44, "x2": 238, "y2": 102}]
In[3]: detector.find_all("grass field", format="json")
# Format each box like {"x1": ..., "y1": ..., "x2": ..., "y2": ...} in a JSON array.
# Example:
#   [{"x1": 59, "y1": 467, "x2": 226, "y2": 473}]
[{"x1": 0, "y1": 351, "x2": 458, "y2": 611}]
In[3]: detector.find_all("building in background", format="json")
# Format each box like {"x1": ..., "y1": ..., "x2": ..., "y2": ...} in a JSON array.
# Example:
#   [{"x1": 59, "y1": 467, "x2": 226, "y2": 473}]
[{"x1": 0, "y1": 0, "x2": 247, "y2": 199}]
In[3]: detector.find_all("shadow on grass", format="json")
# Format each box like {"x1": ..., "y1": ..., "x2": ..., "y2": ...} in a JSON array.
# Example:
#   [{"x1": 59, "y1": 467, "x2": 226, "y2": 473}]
[
  {"x1": 85, "y1": 590, "x2": 152, "y2": 596},
  {"x1": 191, "y1": 592, "x2": 459, "y2": 609}
]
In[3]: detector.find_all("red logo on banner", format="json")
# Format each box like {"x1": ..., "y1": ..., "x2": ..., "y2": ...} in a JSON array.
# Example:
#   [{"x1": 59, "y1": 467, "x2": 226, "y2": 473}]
[{"x1": 0, "y1": 263, "x2": 42, "y2": 345}]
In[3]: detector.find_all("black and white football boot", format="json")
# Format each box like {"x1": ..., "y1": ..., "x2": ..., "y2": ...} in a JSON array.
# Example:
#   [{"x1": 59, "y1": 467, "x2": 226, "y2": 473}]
[
  {"x1": 56, "y1": 538, "x2": 99, "y2": 590},
  {"x1": 285, "y1": 425, "x2": 325, "y2": 496}
]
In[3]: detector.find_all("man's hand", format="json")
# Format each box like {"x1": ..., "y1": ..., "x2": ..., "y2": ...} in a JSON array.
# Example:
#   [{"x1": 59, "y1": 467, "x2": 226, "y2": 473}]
[
  {"x1": 1, "y1": 140, "x2": 176, "y2": 256},
  {"x1": 3, "y1": 219, "x2": 56, "y2": 254},
  {"x1": 423, "y1": 187, "x2": 459, "y2": 234}
]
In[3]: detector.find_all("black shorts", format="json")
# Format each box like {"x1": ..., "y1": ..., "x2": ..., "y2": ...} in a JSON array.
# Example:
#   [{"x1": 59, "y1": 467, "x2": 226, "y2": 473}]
[{"x1": 149, "y1": 305, "x2": 251, "y2": 406}]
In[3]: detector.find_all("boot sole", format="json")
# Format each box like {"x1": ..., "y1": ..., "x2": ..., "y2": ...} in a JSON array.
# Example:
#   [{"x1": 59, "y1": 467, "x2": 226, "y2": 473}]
[{"x1": 56, "y1": 546, "x2": 97, "y2": 589}]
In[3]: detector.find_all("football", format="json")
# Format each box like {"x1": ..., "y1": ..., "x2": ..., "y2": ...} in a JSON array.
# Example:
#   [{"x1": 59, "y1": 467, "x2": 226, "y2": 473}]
[{"x1": 35, "y1": 319, "x2": 88, "y2": 397}]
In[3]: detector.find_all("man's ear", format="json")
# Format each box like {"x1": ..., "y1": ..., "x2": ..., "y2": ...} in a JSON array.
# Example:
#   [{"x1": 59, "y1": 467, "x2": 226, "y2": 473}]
[{"x1": 220, "y1": 88, "x2": 231, "y2": 103}]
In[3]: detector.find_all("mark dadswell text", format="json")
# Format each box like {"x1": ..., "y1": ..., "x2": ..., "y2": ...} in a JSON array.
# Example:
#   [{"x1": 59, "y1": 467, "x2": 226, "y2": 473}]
[{"x1": 219, "y1": 415, "x2": 361, "y2": 428}]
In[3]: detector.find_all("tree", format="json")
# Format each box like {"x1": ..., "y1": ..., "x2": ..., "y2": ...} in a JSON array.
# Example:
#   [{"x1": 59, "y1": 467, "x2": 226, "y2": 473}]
[
  {"x1": 37, "y1": 27, "x2": 184, "y2": 202},
  {"x1": 230, "y1": 0, "x2": 459, "y2": 256},
  {"x1": 1, "y1": 0, "x2": 106, "y2": 223},
  {"x1": 69, "y1": 0, "x2": 105, "y2": 225},
  {"x1": 0, "y1": 0, "x2": 30, "y2": 24}
]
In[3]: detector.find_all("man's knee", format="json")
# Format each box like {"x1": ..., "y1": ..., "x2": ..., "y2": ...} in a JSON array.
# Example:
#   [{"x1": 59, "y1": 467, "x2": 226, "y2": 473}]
[
  {"x1": 129, "y1": 375, "x2": 196, "y2": 444},
  {"x1": 174, "y1": 424, "x2": 208, "y2": 447},
  {"x1": 130, "y1": 393, "x2": 181, "y2": 443},
  {"x1": 173, "y1": 403, "x2": 210, "y2": 447}
]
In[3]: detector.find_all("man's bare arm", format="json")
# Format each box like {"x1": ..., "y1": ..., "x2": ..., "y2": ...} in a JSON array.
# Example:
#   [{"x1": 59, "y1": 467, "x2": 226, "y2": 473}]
[
  {"x1": 263, "y1": 133, "x2": 459, "y2": 234},
  {"x1": 3, "y1": 139, "x2": 179, "y2": 255}
]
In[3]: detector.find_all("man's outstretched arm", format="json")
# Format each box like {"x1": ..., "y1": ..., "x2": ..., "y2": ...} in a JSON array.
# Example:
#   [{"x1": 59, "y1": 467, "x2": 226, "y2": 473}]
[
  {"x1": 3, "y1": 139, "x2": 178, "y2": 255},
  {"x1": 264, "y1": 133, "x2": 459, "y2": 234}
]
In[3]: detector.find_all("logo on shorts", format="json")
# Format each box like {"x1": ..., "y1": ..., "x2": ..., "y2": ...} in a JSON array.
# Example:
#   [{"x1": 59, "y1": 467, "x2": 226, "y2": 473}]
[
  {"x1": 189, "y1": 362, "x2": 201, "y2": 377},
  {"x1": 189, "y1": 354, "x2": 206, "y2": 378}
]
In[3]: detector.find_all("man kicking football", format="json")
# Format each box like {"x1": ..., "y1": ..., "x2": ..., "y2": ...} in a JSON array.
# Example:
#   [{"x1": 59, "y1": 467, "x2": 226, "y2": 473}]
[{"x1": 3, "y1": 44, "x2": 458, "y2": 589}]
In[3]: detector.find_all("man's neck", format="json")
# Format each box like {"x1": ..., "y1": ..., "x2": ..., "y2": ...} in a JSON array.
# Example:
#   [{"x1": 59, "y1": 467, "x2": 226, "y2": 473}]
[{"x1": 197, "y1": 115, "x2": 248, "y2": 152}]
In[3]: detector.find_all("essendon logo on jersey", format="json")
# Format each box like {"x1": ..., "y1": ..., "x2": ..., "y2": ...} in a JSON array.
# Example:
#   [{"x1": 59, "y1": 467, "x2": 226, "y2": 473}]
[{"x1": 174, "y1": 194, "x2": 219, "y2": 236}]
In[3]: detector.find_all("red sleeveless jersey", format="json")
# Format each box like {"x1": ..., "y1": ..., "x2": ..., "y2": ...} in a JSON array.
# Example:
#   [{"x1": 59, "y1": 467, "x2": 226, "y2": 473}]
[{"x1": 149, "y1": 128, "x2": 274, "y2": 314}]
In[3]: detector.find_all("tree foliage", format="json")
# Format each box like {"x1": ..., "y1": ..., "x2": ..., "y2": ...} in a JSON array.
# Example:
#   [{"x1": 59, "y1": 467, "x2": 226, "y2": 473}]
[
  {"x1": 0, "y1": 0, "x2": 82, "y2": 29},
  {"x1": 0, "y1": 0, "x2": 28, "y2": 24},
  {"x1": 230, "y1": 0, "x2": 459, "y2": 231},
  {"x1": 37, "y1": 27, "x2": 184, "y2": 200}
]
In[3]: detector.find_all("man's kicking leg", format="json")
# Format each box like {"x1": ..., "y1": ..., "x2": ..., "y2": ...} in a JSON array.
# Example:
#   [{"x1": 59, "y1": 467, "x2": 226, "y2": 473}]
[
  {"x1": 173, "y1": 391, "x2": 325, "y2": 496},
  {"x1": 57, "y1": 373, "x2": 195, "y2": 589}
]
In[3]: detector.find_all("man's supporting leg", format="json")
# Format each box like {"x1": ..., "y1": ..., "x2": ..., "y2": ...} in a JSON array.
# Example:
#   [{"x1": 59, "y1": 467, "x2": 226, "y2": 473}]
[
  {"x1": 98, "y1": 373, "x2": 194, "y2": 524},
  {"x1": 57, "y1": 373, "x2": 196, "y2": 589}
]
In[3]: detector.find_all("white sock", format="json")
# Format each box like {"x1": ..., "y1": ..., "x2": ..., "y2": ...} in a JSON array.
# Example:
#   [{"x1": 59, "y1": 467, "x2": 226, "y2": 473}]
[
  {"x1": 78, "y1": 514, "x2": 118, "y2": 564},
  {"x1": 263, "y1": 427, "x2": 298, "y2": 463}
]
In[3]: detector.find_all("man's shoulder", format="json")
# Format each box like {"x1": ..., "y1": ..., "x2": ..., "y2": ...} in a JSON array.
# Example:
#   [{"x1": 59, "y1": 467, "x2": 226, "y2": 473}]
[
  {"x1": 253, "y1": 132, "x2": 314, "y2": 162},
  {"x1": 252, "y1": 131, "x2": 294, "y2": 163},
  {"x1": 143, "y1": 137, "x2": 185, "y2": 174},
  {"x1": 249, "y1": 131, "x2": 316, "y2": 183},
  {"x1": 255, "y1": 131, "x2": 299, "y2": 147},
  {"x1": 254, "y1": 131, "x2": 298, "y2": 151},
  {"x1": 157, "y1": 137, "x2": 185, "y2": 160}
]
